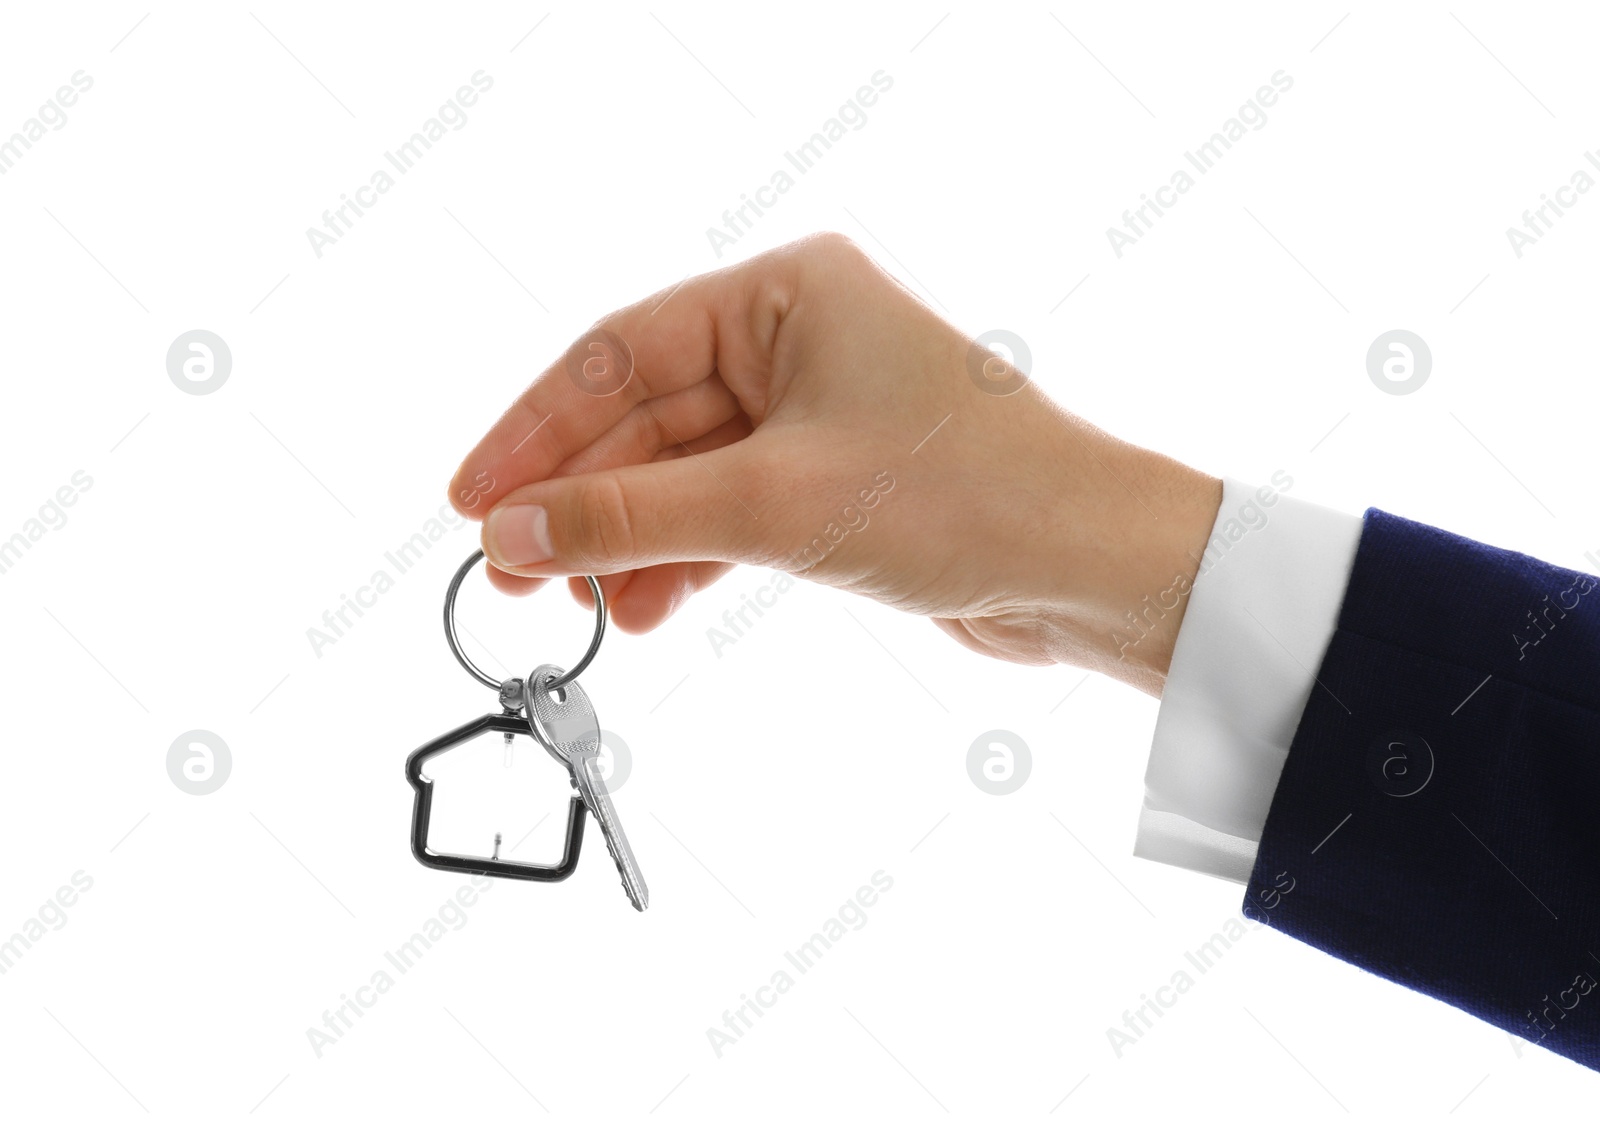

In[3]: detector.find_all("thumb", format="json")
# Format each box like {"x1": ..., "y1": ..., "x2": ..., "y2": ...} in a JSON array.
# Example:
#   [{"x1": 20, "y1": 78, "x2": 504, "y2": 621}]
[{"x1": 481, "y1": 450, "x2": 769, "y2": 576}]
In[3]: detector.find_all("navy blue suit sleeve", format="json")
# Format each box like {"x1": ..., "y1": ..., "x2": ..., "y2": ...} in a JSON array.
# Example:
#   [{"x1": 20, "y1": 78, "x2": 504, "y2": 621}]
[{"x1": 1243, "y1": 508, "x2": 1600, "y2": 1070}]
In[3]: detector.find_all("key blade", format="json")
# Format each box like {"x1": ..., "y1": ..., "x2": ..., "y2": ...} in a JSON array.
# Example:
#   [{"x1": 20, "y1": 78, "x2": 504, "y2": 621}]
[
  {"x1": 524, "y1": 663, "x2": 648, "y2": 911},
  {"x1": 572, "y1": 753, "x2": 649, "y2": 911}
]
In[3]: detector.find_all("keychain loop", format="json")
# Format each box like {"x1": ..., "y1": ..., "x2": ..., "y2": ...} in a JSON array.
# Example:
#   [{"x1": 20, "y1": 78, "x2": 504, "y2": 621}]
[{"x1": 443, "y1": 549, "x2": 605, "y2": 695}]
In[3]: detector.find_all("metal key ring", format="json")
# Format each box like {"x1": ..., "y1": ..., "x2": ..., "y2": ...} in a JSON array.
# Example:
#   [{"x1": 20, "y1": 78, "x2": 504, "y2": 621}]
[{"x1": 443, "y1": 548, "x2": 606, "y2": 695}]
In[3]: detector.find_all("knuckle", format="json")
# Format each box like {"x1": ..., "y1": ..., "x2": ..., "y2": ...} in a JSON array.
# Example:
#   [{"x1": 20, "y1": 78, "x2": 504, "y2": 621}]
[
  {"x1": 805, "y1": 230, "x2": 865, "y2": 264},
  {"x1": 737, "y1": 447, "x2": 784, "y2": 504},
  {"x1": 574, "y1": 474, "x2": 637, "y2": 567},
  {"x1": 734, "y1": 453, "x2": 806, "y2": 569},
  {"x1": 786, "y1": 231, "x2": 880, "y2": 301}
]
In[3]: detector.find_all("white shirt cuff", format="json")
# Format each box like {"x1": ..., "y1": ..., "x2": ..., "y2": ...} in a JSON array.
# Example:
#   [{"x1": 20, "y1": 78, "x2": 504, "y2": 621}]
[{"x1": 1133, "y1": 475, "x2": 1363, "y2": 884}]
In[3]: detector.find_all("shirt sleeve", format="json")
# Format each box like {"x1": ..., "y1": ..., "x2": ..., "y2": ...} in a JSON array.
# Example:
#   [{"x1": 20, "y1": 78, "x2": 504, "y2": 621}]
[{"x1": 1132, "y1": 475, "x2": 1363, "y2": 883}]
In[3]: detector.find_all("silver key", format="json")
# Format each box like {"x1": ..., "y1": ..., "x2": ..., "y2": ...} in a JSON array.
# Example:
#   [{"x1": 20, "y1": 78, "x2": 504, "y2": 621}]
[{"x1": 523, "y1": 663, "x2": 648, "y2": 911}]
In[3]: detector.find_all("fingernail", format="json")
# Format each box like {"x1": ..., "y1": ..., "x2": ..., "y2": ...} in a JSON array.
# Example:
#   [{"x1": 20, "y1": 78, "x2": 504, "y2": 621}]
[{"x1": 487, "y1": 505, "x2": 553, "y2": 566}]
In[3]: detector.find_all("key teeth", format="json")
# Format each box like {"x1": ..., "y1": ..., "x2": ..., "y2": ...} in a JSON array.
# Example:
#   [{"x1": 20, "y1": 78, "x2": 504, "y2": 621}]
[{"x1": 598, "y1": 832, "x2": 648, "y2": 911}]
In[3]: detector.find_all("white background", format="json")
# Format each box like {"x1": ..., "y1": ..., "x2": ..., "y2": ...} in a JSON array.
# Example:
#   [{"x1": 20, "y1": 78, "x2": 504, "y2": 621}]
[{"x1": 1, "y1": 2, "x2": 1596, "y2": 1121}]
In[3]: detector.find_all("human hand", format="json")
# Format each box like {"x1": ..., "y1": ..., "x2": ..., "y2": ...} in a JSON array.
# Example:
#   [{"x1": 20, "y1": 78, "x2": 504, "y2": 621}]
[{"x1": 448, "y1": 234, "x2": 1220, "y2": 696}]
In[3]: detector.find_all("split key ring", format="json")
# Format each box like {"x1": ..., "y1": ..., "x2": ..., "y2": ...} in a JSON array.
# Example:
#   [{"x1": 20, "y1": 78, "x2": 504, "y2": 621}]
[{"x1": 441, "y1": 548, "x2": 606, "y2": 694}]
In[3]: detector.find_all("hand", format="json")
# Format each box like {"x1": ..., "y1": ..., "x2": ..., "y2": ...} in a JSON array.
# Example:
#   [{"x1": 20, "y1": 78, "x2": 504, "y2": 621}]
[{"x1": 448, "y1": 233, "x2": 1221, "y2": 696}]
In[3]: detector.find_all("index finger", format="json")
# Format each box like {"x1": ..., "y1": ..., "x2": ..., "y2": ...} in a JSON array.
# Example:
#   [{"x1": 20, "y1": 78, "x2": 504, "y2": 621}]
[{"x1": 447, "y1": 254, "x2": 780, "y2": 519}]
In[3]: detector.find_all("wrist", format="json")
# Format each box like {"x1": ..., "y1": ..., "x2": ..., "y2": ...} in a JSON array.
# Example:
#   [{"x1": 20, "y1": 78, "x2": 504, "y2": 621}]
[{"x1": 1038, "y1": 420, "x2": 1221, "y2": 696}]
